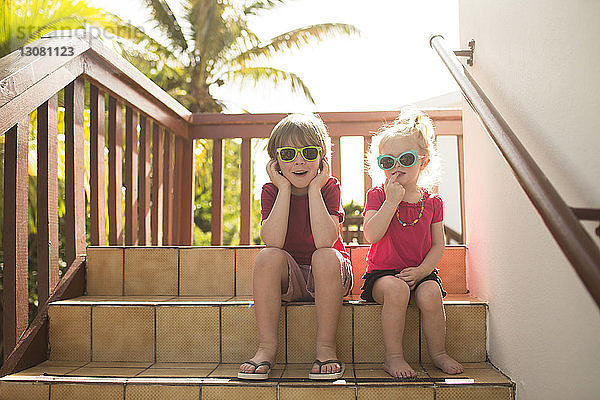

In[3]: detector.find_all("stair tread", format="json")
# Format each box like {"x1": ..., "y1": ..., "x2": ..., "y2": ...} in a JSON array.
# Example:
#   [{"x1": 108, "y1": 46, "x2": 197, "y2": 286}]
[
  {"x1": 2, "y1": 361, "x2": 512, "y2": 386},
  {"x1": 50, "y1": 293, "x2": 486, "y2": 306}
]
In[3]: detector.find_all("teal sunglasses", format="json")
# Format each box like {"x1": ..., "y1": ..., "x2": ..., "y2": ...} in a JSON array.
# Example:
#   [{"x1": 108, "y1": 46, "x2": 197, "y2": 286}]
[{"x1": 377, "y1": 150, "x2": 420, "y2": 170}]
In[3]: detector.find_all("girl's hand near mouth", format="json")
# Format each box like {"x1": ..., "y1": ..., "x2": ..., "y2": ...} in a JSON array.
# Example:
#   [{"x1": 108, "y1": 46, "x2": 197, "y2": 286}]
[{"x1": 384, "y1": 174, "x2": 405, "y2": 205}]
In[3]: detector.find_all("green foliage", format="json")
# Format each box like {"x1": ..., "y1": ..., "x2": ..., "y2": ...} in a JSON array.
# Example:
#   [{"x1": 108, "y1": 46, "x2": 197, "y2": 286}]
[
  {"x1": 343, "y1": 199, "x2": 364, "y2": 217},
  {"x1": 193, "y1": 138, "x2": 263, "y2": 245}
]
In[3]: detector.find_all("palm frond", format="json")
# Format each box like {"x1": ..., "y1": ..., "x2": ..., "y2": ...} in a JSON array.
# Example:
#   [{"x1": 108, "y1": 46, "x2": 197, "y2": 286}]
[
  {"x1": 219, "y1": 66, "x2": 315, "y2": 104},
  {"x1": 227, "y1": 23, "x2": 360, "y2": 67},
  {"x1": 244, "y1": 0, "x2": 287, "y2": 16},
  {"x1": 142, "y1": 0, "x2": 188, "y2": 51}
]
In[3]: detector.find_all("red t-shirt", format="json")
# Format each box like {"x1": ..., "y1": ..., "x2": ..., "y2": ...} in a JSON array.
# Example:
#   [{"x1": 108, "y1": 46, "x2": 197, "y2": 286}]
[
  {"x1": 364, "y1": 186, "x2": 443, "y2": 273},
  {"x1": 261, "y1": 177, "x2": 350, "y2": 264}
]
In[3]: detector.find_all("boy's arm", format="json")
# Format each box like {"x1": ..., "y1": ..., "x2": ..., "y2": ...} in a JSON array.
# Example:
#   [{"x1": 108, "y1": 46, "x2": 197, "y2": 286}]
[
  {"x1": 308, "y1": 159, "x2": 342, "y2": 248},
  {"x1": 260, "y1": 161, "x2": 292, "y2": 248},
  {"x1": 397, "y1": 221, "x2": 445, "y2": 288},
  {"x1": 260, "y1": 188, "x2": 291, "y2": 248}
]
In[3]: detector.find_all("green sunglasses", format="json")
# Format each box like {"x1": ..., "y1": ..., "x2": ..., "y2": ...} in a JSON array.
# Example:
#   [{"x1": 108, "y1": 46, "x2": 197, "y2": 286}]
[
  {"x1": 276, "y1": 146, "x2": 322, "y2": 162},
  {"x1": 377, "y1": 150, "x2": 420, "y2": 170}
]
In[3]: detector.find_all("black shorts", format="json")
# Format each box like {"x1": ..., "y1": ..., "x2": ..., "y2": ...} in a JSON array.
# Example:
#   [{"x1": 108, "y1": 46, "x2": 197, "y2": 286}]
[{"x1": 360, "y1": 268, "x2": 446, "y2": 302}]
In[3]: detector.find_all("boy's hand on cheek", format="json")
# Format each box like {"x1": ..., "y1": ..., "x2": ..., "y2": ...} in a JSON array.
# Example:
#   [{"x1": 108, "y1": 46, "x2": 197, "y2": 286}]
[
  {"x1": 384, "y1": 176, "x2": 405, "y2": 205},
  {"x1": 309, "y1": 158, "x2": 330, "y2": 191},
  {"x1": 267, "y1": 160, "x2": 291, "y2": 190}
]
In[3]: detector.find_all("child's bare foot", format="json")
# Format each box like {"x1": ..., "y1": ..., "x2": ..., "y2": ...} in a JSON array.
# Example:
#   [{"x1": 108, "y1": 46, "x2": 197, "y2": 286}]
[
  {"x1": 431, "y1": 353, "x2": 464, "y2": 374},
  {"x1": 239, "y1": 348, "x2": 275, "y2": 375},
  {"x1": 384, "y1": 355, "x2": 417, "y2": 378}
]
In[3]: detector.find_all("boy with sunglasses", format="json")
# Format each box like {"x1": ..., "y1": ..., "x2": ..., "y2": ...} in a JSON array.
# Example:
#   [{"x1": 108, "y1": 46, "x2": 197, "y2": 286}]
[
  {"x1": 238, "y1": 114, "x2": 352, "y2": 381},
  {"x1": 361, "y1": 110, "x2": 463, "y2": 378}
]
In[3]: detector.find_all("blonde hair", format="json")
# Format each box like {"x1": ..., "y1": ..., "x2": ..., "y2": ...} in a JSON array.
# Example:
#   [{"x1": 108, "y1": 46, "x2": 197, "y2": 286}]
[
  {"x1": 267, "y1": 113, "x2": 330, "y2": 161},
  {"x1": 366, "y1": 109, "x2": 441, "y2": 189}
]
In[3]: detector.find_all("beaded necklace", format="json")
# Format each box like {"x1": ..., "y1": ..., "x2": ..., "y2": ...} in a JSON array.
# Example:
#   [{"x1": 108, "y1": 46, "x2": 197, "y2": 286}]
[{"x1": 395, "y1": 191, "x2": 425, "y2": 227}]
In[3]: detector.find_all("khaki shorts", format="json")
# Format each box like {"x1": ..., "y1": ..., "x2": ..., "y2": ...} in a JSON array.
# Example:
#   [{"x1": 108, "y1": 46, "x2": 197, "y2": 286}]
[{"x1": 280, "y1": 250, "x2": 353, "y2": 302}]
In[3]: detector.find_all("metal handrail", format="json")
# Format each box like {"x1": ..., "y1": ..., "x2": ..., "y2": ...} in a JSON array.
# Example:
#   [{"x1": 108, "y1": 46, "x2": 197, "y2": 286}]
[{"x1": 430, "y1": 35, "x2": 600, "y2": 308}]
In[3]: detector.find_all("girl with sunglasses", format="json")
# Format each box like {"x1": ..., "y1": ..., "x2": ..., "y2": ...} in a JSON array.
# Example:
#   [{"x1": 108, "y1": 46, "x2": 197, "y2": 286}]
[
  {"x1": 239, "y1": 114, "x2": 352, "y2": 381},
  {"x1": 361, "y1": 110, "x2": 463, "y2": 378}
]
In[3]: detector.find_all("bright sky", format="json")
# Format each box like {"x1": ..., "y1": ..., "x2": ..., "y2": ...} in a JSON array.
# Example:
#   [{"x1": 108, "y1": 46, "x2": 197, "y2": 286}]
[{"x1": 90, "y1": 0, "x2": 461, "y2": 206}]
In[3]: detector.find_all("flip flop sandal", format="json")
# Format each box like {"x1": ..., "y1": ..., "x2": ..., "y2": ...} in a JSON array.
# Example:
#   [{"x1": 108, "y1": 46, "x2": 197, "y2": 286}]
[
  {"x1": 308, "y1": 359, "x2": 345, "y2": 380},
  {"x1": 237, "y1": 360, "x2": 272, "y2": 380}
]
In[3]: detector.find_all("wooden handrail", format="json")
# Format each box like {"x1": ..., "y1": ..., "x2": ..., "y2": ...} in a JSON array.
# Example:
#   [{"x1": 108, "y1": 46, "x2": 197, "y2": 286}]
[{"x1": 430, "y1": 35, "x2": 600, "y2": 308}]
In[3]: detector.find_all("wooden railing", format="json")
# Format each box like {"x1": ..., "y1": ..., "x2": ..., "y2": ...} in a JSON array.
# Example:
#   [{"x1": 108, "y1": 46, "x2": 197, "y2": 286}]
[
  {"x1": 0, "y1": 30, "x2": 194, "y2": 360},
  {"x1": 189, "y1": 110, "x2": 465, "y2": 246}
]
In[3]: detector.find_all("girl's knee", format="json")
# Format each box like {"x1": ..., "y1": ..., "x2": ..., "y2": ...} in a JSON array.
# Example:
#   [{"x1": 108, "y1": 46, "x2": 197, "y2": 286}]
[
  {"x1": 374, "y1": 276, "x2": 410, "y2": 304},
  {"x1": 415, "y1": 282, "x2": 443, "y2": 311}
]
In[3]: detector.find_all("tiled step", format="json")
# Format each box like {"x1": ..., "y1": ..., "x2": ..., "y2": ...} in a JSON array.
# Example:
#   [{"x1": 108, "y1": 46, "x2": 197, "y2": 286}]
[
  {"x1": 85, "y1": 246, "x2": 467, "y2": 298},
  {"x1": 46, "y1": 295, "x2": 486, "y2": 365},
  {"x1": 0, "y1": 361, "x2": 514, "y2": 400}
]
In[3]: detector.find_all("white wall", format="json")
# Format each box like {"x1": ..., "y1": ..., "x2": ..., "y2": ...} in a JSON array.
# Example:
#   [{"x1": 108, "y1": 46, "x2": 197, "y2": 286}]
[{"x1": 458, "y1": 1, "x2": 600, "y2": 399}]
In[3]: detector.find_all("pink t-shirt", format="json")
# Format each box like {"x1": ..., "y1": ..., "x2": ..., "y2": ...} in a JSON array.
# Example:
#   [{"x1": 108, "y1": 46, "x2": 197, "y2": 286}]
[
  {"x1": 364, "y1": 186, "x2": 443, "y2": 273},
  {"x1": 261, "y1": 177, "x2": 350, "y2": 265}
]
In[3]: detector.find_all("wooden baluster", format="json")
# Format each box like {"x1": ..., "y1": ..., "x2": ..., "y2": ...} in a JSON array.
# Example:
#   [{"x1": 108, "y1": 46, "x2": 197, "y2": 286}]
[
  {"x1": 172, "y1": 137, "x2": 182, "y2": 245},
  {"x1": 2, "y1": 120, "x2": 29, "y2": 359},
  {"x1": 162, "y1": 131, "x2": 172, "y2": 245},
  {"x1": 211, "y1": 139, "x2": 224, "y2": 245},
  {"x1": 173, "y1": 136, "x2": 194, "y2": 245},
  {"x1": 89, "y1": 84, "x2": 106, "y2": 245},
  {"x1": 64, "y1": 79, "x2": 86, "y2": 265},
  {"x1": 179, "y1": 137, "x2": 194, "y2": 245},
  {"x1": 331, "y1": 136, "x2": 342, "y2": 182},
  {"x1": 125, "y1": 106, "x2": 138, "y2": 245},
  {"x1": 36, "y1": 95, "x2": 59, "y2": 306},
  {"x1": 107, "y1": 96, "x2": 123, "y2": 245},
  {"x1": 240, "y1": 138, "x2": 252, "y2": 245},
  {"x1": 138, "y1": 115, "x2": 152, "y2": 245},
  {"x1": 363, "y1": 135, "x2": 372, "y2": 194},
  {"x1": 151, "y1": 122, "x2": 164, "y2": 245}
]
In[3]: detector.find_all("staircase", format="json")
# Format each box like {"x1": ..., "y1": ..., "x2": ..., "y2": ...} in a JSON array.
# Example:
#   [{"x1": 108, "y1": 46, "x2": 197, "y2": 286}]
[{"x1": 0, "y1": 245, "x2": 515, "y2": 399}]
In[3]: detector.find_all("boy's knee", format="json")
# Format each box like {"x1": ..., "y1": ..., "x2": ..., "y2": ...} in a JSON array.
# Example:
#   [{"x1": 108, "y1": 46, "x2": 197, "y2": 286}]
[
  {"x1": 255, "y1": 247, "x2": 287, "y2": 271},
  {"x1": 311, "y1": 248, "x2": 340, "y2": 273}
]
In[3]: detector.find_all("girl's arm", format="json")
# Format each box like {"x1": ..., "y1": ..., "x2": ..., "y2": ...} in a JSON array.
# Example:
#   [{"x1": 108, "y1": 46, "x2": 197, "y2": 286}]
[
  {"x1": 260, "y1": 161, "x2": 292, "y2": 248},
  {"x1": 308, "y1": 159, "x2": 341, "y2": 248},
  {"x1": 363, "y1": 177, "x2": 405, "y2": 243},
  {"x1": 397, "y1": 221, "x2": 445, "y2": 288}
]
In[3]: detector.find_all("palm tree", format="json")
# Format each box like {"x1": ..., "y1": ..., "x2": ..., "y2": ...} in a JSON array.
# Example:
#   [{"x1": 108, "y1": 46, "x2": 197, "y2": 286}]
[
  {"x1": 114, "y1": 1, "x2": 359, "y2": 245},
  {"x1": 118, "y1": 0, "x2": 360, "y2": 112}
]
